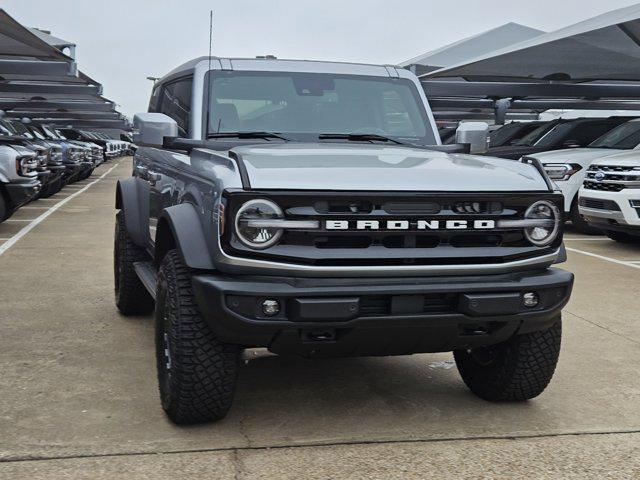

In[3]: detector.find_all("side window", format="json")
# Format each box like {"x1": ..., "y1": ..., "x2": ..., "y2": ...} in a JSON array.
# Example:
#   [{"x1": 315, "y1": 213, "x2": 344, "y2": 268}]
[
  {"x1": 158, "y1": 77, "x2": 193, "y2": 136},
  {"x1": 572, "y1": 123, "x2": 619, "y2": 145}
]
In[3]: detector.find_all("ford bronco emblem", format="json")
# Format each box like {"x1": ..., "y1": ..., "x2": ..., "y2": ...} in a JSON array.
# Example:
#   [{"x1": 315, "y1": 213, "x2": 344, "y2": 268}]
[{"x1": 325, "y1": 219, "x2": 496, "y2": 231}]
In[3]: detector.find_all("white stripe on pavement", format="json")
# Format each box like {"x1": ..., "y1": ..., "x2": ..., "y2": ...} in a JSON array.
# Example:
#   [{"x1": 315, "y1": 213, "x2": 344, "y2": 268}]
[
  {"x1": 566, "y1": 247, "x2": 640, "y2": 270},
  {"x1": 564, "y1": 237, "x2": 613, "y2": 241},
  {"x1": 0, "y1": 163, "x2": 120, "y2": 257}
]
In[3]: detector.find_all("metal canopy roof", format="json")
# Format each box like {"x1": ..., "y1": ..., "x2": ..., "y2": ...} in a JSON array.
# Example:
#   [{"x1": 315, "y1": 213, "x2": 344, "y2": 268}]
[
  {"x1": 0, "y1": 9, "x2": 127, "y2": 129},
  {"x1": 400, "y1": 23, "x2": 544, "y2": 74},
  {"x1": 0, "y1": 10, "x2": 71, "y2": 62},
  {"x1": 416, "y1": 5, "x2": 640, "y2": 123},
  {"x1": 426, "y1": 4, "x2": 640, "y2": 82}
]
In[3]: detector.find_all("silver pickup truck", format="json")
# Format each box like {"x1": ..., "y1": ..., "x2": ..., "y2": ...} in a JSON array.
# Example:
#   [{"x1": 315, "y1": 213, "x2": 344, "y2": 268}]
[
  {"x1": 0, "y1": 142, "x2": 39, "y2": 222},
  {"x1": 115, "y1": 57, "x2": 574, "y2": 425}
]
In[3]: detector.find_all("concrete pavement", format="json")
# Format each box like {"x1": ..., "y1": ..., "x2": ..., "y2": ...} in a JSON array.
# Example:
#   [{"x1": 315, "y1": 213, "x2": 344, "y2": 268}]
[{"x1": 1, "y1": 158, "x2": 639, "y2": 478}]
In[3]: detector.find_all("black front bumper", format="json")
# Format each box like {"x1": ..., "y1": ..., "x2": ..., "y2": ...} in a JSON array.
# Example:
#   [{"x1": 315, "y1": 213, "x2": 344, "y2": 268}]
[
  {"x1": 4, "y1": 178, "x2": 40, "y2": 208},
  {"x1": 192, "y1": 268, "x2": 574, "y2": 357}
]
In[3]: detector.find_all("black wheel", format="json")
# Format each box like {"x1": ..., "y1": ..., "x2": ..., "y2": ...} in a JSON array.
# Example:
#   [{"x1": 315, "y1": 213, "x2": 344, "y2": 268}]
[
  {"x1": 0, "y1": 189, "x2": 8, "y2": 223},
  {"x1": 604, "y1": 230, "x2": 640, "y2": 244},
  {"x1": 569, "y1": 199, "x2": 601, "y2": 235},
  {"x1": 454, "y1": 318, "x2": 562, "y2": 402},
  {"x1": 114, "y1": 211, "x2": 154, "y2": 315},
  {"x1": 35, "y1": 183, "x2": 50, "y2": 200},
  {"x1": 155, "y1": 250, "x2": 240, "y2": 425},
  {"x1": 51, "y1": 177, "x2": 64, "y2": 195}
]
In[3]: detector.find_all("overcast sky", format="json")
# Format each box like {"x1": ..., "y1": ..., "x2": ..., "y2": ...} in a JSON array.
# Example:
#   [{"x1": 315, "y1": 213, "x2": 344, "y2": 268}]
[{"x1": 5, "y1": 0, "x2": 640, "y2": 117}]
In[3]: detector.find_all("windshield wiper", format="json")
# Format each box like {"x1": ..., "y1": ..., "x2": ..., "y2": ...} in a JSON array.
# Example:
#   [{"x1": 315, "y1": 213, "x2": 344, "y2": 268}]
[
  {"x1": 318, "y1": 133, "x2": 410, "y2": 146},
  {"x1": 207, "y1": 131, "x2": 290, "y2": 141}
]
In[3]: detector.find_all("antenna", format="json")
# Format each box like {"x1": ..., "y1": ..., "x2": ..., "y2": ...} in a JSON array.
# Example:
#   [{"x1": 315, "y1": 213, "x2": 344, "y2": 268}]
[{"x1": 205, "y1": 10, "x2": 213, "y2": 137}]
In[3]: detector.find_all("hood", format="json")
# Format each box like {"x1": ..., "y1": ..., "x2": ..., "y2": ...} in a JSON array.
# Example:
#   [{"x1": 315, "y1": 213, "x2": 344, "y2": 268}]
[
  {"x1": 527, "y1": 148, "x2": 627, "y2": 164},
  {"x1": 589, "y1": 150, "x2": 640, "y2": 167},
  {"x1": 7, "y1": 144, "x2": 35, "y2": 157},
  {"x1": 232, "y1": 143, "x2": 549, "y2": 192}
]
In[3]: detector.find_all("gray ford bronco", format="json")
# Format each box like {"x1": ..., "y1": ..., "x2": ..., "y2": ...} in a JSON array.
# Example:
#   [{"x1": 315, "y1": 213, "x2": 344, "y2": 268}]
[{"x1": 115, "y1": 57, "x2": 574, "y2": 425}]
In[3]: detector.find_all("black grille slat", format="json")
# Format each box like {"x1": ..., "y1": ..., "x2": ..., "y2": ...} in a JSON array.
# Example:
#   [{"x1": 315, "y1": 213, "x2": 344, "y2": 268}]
[
  {"x1": 578, "y1": 197, "x2": 621, "y2": 211},
  {"x1": 589, "y1": 165, "x2": 635, "y2": 172},
  {"x1": 360, "y1": 297, "x2": 391, "y2": 315},
  {"x1": 359, "y1": 294, "x2": 456, "y2": 316},
  {"x1": 583, "y1": 181, "x2": 626, "y2": 192}
]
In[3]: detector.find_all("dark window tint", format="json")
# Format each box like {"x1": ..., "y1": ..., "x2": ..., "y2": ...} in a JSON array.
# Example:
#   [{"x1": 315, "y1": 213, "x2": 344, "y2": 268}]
[
  {"x1": 535, "y1": 121, "x2": 623, "y2": 148},
  {"x1": 159, "y1": 77, "x2": 193, "y2": 136},
  {"x1": 589, "y1": 121, "x2": 640, "y2": 149}
]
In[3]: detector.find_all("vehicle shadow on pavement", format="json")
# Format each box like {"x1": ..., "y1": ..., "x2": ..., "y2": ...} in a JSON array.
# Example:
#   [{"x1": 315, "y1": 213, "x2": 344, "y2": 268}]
[{"x1": 220, "y1": 350, "x2": 545, "y2": 445}]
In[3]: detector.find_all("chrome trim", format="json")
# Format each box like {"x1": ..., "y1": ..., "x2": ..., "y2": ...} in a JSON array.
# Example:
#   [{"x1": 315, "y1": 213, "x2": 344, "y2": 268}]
[
  {"x1": 587, "y1": 178, "x2": 640, "y2": 185},
  {"x1": 578, "y1": 206, "x2": 627, "y2": 222},
  {"x1": 214, "y1": 235, "x2": 560, "y2": 278},
  {"x1": 497, "y1": 219, "x2": 555, "y2": 228},
  {"x1": 243, "y1": 219, "x2": 320, "y2": 229}
]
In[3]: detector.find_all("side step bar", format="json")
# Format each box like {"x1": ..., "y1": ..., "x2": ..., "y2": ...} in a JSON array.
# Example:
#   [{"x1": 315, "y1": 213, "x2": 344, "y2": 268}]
[{"x1": 134, "y1": 261, "x2": 157, "y2": 300}]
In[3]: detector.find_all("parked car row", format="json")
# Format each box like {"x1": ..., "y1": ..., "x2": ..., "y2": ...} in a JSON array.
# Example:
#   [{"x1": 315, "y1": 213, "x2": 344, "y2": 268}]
[
  {"x1": 0, "y1": 117, "x2": 133, "y2": 224},
  {"x1": 450, "y1": 117, "x2": 640, "y2": 236},
  {"x1": 577, "y1": 151, "x2": 640, "y2": 243}
]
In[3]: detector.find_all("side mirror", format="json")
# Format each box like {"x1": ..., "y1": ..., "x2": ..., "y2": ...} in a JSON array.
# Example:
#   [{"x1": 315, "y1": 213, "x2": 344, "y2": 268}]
[
  {"x1": 563, "y1": 140, "x2": 581, "y2": 148},
  {"x1": 133, "y1": 113, "x2": 178, "y2": 147},
  {"x1": 455, "y1": 122, "x2": 490, "y2": 154}
]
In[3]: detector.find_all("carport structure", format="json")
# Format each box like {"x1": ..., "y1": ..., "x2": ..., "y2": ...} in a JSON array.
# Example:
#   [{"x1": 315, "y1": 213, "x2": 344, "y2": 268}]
[
  {"x1": 0, "y1": 8, "x2": 128, "y2": 130},
  {"x1": 416, "y1": 4, "x2": 640, "y2": 123}
]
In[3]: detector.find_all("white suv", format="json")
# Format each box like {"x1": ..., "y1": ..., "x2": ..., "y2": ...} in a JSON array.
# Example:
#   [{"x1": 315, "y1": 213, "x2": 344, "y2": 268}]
[
  {"x1": 578, "y1": 150, "x2": 640, "y2": 243},
  {"x1": 526, "y1": 119, "x2": 640, "y2": 233}
]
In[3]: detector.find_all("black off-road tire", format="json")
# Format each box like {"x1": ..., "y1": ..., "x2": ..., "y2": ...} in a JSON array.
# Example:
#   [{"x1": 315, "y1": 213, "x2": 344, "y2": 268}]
[
  {"x1": 604, "y1": 230, "x2": 640, "y2": 244},
  {"x1": 569, "y1": 199, "x2": 600, "y2": 235},
  {"x1": 454, "y1": 318, "x2": 562, "y2": 402},
  {"x1": 0, "y1": 189, "x2": 9, "y2": 223},
  {"x1": 155, "y1": 250, "x2": 241, "y2": 425},
  {"x1": 114, "y1": 211, "x2": 154, "y2": 315}
]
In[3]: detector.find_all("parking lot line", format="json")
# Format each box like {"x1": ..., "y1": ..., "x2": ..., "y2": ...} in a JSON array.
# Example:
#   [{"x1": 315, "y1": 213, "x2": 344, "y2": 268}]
[
  {"x1": 0, "y1": 162, "x2": 120, "y2": 257},
  {"x1": 564, "y1": 237, "x2": 612, "y2": 241},
  {"x1": 566, "y1": 246, "x2": 640, "y2": 270}
]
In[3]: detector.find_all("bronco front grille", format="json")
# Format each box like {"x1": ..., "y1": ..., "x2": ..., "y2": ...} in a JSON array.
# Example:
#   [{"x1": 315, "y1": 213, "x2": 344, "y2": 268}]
[{"x1": 223, "y1": 191, "x2": 563, "y2": 267}]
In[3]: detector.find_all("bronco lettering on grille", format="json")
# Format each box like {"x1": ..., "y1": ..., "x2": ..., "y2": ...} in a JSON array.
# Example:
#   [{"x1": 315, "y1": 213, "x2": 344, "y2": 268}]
[{"x1": 325, "y1": 220, "x2": 496, "y2": 230}]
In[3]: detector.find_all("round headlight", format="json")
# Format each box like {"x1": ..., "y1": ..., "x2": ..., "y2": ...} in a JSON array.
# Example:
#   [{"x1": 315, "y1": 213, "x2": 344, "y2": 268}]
[
  {"x1": 234, "y1": 199, "x2": 284, "y2": 249},
  {"x1": 524, "y1": 200, "x2": 561, "y2": 247}
]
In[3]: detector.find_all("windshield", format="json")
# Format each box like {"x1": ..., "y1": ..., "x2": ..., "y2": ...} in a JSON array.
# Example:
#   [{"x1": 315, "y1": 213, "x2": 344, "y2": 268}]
[
  {"x1": 54, "y1": 129, "x2": 68, "y2": 140},
  {"x1": 41, "y1": 125, "x2": 61, "y2": 139},
  {"x1": 205, "y1": 71, "x2": 437, "y2": 144},
  {"x1": 4, "y1": 120, "x2": 33, "y2": 139},
  {"x1": 490, "y1": 123, "x2": 522, "y2": 147},
  {"x1": 28, "y1": 126, "x2": 46, "y2": 140},
  {"x1": 589, "y1": 121, "x2": 640, "y2": 149},
  {"x1": 0, "y1": 121, "x2": 13, "y2": 136},
  {"x1": 513, "y1": 123, "x2": 556, "y2": 146}
]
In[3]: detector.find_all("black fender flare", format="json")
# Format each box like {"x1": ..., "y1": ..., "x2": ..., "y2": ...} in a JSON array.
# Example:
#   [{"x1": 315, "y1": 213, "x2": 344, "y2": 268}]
[
  {"x1": 155, "y1": 203, "x2": 215, "y2": 270},
  {"x1": 115, "y1": 177, "x2": 148, "y2": 247}
]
